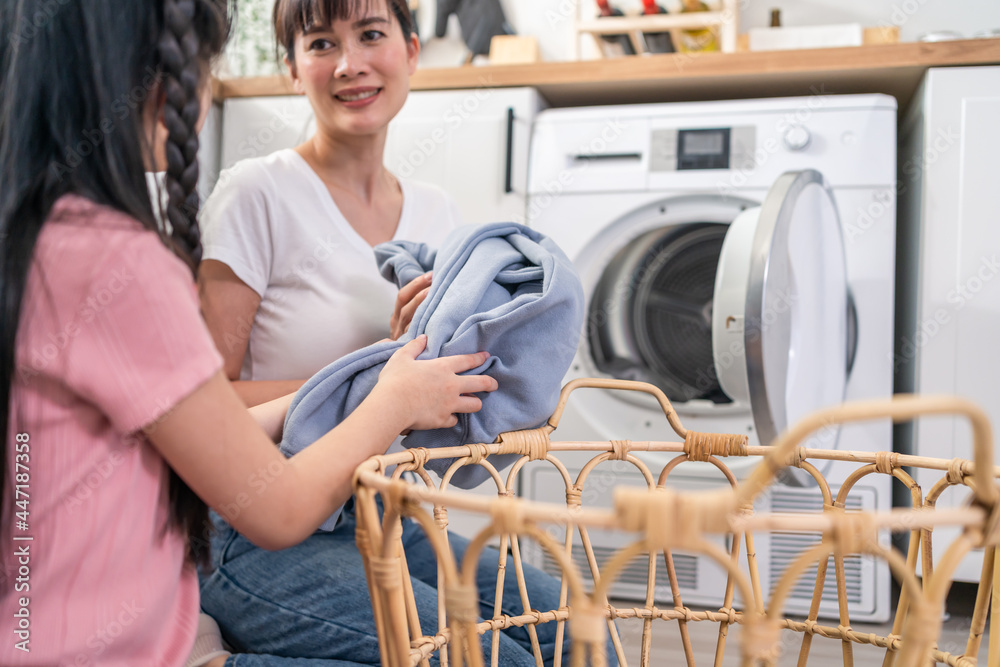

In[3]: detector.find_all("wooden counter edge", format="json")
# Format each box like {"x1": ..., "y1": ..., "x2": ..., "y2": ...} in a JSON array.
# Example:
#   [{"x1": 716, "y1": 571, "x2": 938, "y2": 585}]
[{"x1": 212, "y1": 37, "x2": 1000, "y2": 102}]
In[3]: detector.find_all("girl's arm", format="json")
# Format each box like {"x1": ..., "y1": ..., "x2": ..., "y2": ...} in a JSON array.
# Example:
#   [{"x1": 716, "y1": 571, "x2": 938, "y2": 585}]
[
  {"x1": 198, "y1": 259, "x2": 305, "y2": 407},
  {"x1": 146, "y1": 336, "x2": 494, "y2": 550}
]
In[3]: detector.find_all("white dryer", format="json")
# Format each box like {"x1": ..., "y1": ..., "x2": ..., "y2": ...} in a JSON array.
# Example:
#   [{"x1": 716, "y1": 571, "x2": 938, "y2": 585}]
[{"x1": 523, "y1": 95, "x2": 897, "y2": 622}]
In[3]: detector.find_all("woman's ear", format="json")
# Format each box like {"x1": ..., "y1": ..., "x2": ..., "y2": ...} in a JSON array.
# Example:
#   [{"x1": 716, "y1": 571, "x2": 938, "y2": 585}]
[
  {"x1": 406, "y1": 32, "x2": 420, "y2": 75},
  {"x1": 284, "y1": 54, "x2": 305, "y2": 94}
]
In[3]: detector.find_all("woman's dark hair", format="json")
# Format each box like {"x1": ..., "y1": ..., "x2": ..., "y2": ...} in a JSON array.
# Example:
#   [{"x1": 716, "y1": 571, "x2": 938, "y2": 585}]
[
  {"x1": 274, "y1": 0, "x2": 415, "y2": 64},
  {"x1": 0, "y1": 0, "x2": 231, "y2": 569}
]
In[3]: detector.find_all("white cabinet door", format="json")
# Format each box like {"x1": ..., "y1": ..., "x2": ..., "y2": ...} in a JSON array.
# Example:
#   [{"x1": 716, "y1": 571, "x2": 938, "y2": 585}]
[{"x1": 384, "y1": 87, "x2": 545, "y2": 225}]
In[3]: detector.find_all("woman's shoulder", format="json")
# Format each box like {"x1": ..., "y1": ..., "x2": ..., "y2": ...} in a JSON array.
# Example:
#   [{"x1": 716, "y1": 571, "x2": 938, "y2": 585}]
[{"x1": 210, "y1": 148, "x2": 306, "y2": 198}]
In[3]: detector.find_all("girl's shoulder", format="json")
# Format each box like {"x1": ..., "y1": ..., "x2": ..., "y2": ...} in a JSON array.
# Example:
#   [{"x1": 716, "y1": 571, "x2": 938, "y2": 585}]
[{"x1": 39, "y1": 194, "x2": 191, "y2": 289}]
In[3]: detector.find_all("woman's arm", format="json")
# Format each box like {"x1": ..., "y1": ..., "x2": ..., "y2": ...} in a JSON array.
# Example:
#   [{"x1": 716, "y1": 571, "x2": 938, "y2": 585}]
[
  {"x1": 198, "y1": 259, "x2": 305, "y2": 407},
  {"x1": 147, "y1": 336, "x2": 496, "y2": 550},
  {"x1": 247, "y1": 391, "x2": 295, "y2": 443}
]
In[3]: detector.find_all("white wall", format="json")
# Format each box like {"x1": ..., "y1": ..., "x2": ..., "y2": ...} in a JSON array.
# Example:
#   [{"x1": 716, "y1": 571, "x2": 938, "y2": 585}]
[{"x1": 418, "y1": 0, "x2": 1000, "y2": 67}]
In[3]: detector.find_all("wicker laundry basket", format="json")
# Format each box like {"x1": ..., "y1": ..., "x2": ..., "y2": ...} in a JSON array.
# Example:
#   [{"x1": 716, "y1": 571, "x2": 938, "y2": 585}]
[{"x1": 351, "y1": 379, "x2": 1000, "y2": 667}]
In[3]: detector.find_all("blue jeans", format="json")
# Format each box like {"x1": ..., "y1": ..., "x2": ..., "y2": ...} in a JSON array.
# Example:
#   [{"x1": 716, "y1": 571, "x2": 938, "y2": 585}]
[{"x1": 200, "y1": 500, "x2": 601, "y2": 666}]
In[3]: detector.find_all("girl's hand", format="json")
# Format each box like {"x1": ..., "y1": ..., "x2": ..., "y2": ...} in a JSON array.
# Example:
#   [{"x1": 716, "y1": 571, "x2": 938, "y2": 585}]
[
  {"x1": 389, "y1": 272, "x2": 432, "y2": 340},
  {"x1": 376, "y1": 335, "x2": 497, "y2": 431}
]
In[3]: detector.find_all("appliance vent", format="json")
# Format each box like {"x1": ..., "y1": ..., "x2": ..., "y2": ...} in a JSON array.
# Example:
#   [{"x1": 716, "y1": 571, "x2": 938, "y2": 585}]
[
  {"x1": 541, "y1": 544, "x2": 698, "y2": 593},
  {"x1": 768, "y1": 489, "x2": 865, "y2": 606}
]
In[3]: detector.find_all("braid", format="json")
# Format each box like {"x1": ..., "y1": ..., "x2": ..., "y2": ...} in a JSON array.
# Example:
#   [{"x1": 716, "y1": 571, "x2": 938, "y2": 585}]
[
  {"x1": 159, "y1": 0, "x2": 204, "y2": 269},
  {"x1": 156, "y1": 0, "x2": 231, "y2": 568}
]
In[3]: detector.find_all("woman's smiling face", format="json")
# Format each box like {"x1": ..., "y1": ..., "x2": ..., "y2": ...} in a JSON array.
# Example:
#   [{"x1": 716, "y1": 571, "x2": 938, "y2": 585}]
[{"x1": 288, "y1": 0, "x2": 418, "y2": 139}]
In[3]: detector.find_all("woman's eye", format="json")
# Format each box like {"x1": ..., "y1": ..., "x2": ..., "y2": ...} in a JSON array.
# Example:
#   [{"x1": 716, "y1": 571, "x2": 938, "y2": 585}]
[
  {"x1": 309, "y1": 38, "x2": 334, "y2": 51},
  {"x1": 361, "y1": 30, "x2": 385, "y2": 42}
]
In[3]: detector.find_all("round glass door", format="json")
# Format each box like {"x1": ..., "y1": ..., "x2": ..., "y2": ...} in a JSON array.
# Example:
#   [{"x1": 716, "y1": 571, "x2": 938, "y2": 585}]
[{"x1": 589, "y1": 222, "x2": 731, "y2": 404}]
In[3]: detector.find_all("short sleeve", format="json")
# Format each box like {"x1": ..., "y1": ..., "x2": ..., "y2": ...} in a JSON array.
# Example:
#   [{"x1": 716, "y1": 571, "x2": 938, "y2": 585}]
[
  {"x1": 64, "y1": 235, "x2": 223, "y2": 434},
  {"x1": 200, "y1": 161, "x2": 275, "y2": 297}
]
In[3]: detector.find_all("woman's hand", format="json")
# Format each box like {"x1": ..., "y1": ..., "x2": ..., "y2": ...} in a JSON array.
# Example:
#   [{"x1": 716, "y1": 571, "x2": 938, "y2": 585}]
[
  {"x1": 389, "y1": 272, "x2": 432, "y2": 340},
  {"x1": 375, "y1": 334, "x2": 497, "y2": 431}
]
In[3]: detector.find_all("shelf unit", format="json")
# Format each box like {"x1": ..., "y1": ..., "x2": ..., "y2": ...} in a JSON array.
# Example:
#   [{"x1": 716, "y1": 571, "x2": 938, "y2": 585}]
[{"x1": 574, "y1": 0, "x2": 739, "y2": 58}]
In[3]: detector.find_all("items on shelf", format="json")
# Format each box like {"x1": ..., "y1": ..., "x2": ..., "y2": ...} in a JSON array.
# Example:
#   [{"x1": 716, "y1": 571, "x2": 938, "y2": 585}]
[
  {"x1": 640, "y1": 0, "x2": 676, "y2": 54},
  {"x1": 575, "y1": 0, "x2": 739, "y2": 58},
  {"x1": 434, "y1": 0, "x2": 514, "y2": 58},
  {"x1": 678, "y1": 0, "x2": 720, "y2": 52},
  {"x1": 595, "y1": 0, "x2": 636, "y2": 57}
]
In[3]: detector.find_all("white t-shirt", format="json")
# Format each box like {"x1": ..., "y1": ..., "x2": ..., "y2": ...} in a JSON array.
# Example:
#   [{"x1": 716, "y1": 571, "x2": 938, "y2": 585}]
[{"x1": 200, "y1": 148, "x2": 462, "y2": 381}]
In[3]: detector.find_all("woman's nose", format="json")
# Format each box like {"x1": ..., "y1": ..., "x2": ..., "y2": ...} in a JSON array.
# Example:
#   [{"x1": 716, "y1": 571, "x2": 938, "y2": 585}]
[{"x1": 335, "y1": 43, "x2": 367, "y2": 78}]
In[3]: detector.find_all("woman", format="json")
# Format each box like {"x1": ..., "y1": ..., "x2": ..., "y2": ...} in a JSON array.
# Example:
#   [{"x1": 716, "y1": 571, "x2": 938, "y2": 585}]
[
  {"x1": 0, "y1": 0, "x2": 494, "y2": 665},
  {"x1": 198, "y1": 0, "x2": 456, "y2": 408},
  {"x1": 196, "y1": 1, "x2": 575, "y2": 665}
]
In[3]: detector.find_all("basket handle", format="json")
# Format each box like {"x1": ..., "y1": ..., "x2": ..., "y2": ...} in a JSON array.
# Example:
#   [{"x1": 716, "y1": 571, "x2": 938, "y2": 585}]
[
  {"x1": 736, "y1": 394, "x2": 998, "y2": 510},
  {"x1": 548, "y1": 378, "x2": 688, "y2": 439}
]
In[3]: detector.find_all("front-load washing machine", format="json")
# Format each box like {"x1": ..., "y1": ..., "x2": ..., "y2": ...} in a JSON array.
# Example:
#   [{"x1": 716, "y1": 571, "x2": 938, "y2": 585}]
[{"x1": 522, "y1": 95, "x2": 897, "y2": 622}]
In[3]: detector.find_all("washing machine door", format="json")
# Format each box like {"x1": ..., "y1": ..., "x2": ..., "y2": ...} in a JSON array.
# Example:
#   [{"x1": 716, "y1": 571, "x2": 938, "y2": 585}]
[{"x1": 712, "y1": 170, "x2": 848, "y2": 453}]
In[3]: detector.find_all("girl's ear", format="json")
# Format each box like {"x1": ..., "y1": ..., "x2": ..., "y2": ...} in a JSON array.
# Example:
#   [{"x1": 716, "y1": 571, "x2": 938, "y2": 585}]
[
  {"x1": 144, "y1": 82, "x2": 170, "y2": 172},
  {"x1": 285, "y1": 54, "x2": 305, "y2": 94},
  {"x1": 406, "y1": 32, "x2": 420, "y2": 76}
]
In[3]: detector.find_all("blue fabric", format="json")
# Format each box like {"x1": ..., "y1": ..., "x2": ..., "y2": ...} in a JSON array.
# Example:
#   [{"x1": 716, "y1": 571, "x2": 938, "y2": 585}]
[
  {"x1": 280, "y1": 223, "x2": 584, "y2": 530},
  {"x1": 201, "y1": 505, "x2": 580, "y2": 666}
]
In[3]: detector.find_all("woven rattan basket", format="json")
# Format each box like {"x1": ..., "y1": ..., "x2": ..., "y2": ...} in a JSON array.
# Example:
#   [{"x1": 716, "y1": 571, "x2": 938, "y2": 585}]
[{"x1": 352, "y1": 379, "x2": 1000, "y2": 667}]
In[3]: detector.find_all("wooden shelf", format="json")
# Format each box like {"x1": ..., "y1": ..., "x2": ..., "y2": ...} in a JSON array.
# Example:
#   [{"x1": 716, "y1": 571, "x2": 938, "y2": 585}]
[{"x1": 213, "y1": 38, "x2": 1000, "y2": 110}]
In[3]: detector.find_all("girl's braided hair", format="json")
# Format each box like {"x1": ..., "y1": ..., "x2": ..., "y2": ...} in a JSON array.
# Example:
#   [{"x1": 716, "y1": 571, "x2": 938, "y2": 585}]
[
  {"x1": 155, "y1": 0, "x2": 231, "y2": 564},
  {"x1": 158, "y1": 0, "x2": 230, "y2": 270}
]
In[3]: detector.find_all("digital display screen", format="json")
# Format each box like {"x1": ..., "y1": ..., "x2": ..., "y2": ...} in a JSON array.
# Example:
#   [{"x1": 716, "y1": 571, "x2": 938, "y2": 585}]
[
  {"x1": 682, "y1": 131, "x2": 725, "y2": 156},
  {"x1": 677, "y1": 128, "x2": 731, "y2": 170}
]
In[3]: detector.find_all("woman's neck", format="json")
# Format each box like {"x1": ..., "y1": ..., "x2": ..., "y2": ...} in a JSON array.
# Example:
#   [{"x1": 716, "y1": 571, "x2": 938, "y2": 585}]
[{"x1": 297, "y1": 128, "x2": 394, "y2": 203}]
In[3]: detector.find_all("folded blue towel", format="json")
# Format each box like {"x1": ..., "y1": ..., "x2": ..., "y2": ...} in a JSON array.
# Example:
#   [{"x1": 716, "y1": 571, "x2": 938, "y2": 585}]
[{"x1": 280, "y1": 222, "x2": 584, "y2": 530}]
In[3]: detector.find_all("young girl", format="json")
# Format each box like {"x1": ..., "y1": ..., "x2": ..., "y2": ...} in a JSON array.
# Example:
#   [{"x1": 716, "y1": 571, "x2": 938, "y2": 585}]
[
  {"x1": 194, "y1": 1, "x2": 579, "y2": 665},
  {"x1": 0, "y1": 1, "x2": 495, "y2": 665}
]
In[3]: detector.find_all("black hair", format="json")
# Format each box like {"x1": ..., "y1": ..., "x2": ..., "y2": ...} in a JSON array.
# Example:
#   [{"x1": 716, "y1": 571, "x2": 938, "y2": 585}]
[
  {"x1": 273, "y1": 0, "x2": 415, "y2": 64},
  {"x1": 0, "y1": 0, "x2": 232, "y2": 571}
]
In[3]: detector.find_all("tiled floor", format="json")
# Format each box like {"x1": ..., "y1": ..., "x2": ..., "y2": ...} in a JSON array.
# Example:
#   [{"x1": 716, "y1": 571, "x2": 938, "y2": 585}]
[{"x1": 611, "y1": 584, "x2": 990, "y2": 666}]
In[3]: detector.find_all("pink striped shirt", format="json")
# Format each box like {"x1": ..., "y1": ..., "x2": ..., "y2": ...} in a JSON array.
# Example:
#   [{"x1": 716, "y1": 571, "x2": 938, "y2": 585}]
[{"x1": 1, "y1": 195, "x2": 223, "y2": 665}]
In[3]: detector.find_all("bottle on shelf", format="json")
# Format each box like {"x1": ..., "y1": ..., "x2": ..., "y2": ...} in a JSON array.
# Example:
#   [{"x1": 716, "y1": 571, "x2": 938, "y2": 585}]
[
  {"x1": 770, "y1": 8, "x2": 782, "y2": 28},
  {"x1": 678, "y1": 0, "x2": 719, "y2": 53},
  {"x1": 595, "y1": 0, "x2": 636, "y2": 56},
  {"x1": 640, "y1": 0, "x2": 676, "y2": 54}
]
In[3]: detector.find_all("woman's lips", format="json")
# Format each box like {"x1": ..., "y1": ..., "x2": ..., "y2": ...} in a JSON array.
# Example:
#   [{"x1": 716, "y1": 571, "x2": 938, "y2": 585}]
[{"x1": 334, "y1": 87, "x2": 382, "y2": 107}]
